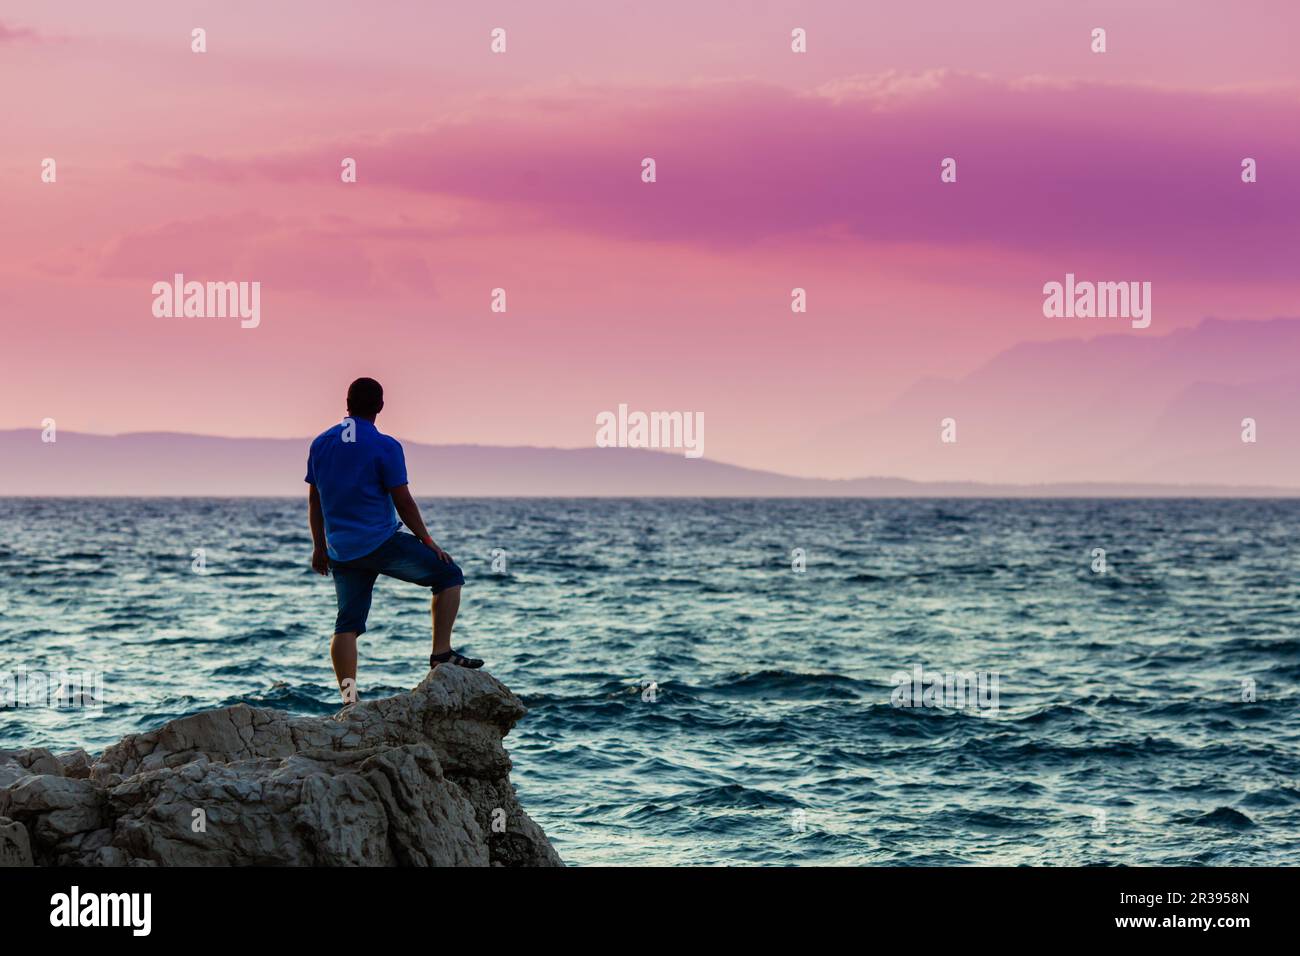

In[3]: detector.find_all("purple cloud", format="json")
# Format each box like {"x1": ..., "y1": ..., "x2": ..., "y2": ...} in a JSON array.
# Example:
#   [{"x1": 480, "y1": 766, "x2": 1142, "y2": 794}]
[{"x1": 143, "y1": 72, "x2": 1300, "y2": 279}]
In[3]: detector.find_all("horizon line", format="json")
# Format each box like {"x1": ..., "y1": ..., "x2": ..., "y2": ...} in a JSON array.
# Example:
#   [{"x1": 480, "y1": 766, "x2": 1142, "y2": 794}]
[{"x1": 3, "y1": 428, "x2": 1298, "y2": 494}]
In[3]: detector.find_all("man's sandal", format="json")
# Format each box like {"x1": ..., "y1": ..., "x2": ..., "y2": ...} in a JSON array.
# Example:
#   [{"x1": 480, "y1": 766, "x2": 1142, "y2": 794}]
[{"x1": 430, "y1": 649, "x2": 484, "y2": 669}]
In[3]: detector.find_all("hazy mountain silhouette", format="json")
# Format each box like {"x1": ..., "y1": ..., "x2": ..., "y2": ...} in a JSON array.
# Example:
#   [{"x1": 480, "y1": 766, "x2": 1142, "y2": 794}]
[
  {"x1": 804, "y1": 316, "x2": 1300, "y2": 485},
  {"x1": 4, "y1": 317, "x2": 1296, "y2": 495},
  {"x1": 0, "y1": 430, "x2": 1293, "y2": 497}
]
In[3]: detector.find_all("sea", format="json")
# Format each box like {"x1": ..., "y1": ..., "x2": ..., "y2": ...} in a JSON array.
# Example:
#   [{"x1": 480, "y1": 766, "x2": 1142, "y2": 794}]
[{"x1": 1, "y1": 497, "x2": 1297, "y2": 865}]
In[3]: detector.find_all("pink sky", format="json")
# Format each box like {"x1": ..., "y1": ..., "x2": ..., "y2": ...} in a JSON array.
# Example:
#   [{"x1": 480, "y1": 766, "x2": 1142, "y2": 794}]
[{"x1": 2, "y1": 1, "x2": 1297, "y2": 478}]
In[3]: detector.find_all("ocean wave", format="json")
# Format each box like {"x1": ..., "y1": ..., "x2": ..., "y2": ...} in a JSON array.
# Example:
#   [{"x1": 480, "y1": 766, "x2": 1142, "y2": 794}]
[
  {"x1": 1175, "y1": 806, "x2": 1255, "y2": 829},
  {"x1": 5, "y1": 496, "x2": 1300, "y2": 866}
]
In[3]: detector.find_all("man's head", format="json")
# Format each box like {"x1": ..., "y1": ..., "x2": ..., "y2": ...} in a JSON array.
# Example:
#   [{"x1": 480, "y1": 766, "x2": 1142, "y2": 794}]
[{"x1": 346, "y1": 377, "x2": 384, "y2": 420}]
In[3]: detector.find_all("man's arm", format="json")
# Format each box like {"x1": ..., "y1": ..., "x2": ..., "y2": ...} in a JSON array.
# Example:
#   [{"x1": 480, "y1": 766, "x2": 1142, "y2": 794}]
[
  {"x1": 308, "y1": 484, "x2": 329, "y2": 575},
  {"x1": 390, "y1": 484, "x2": 453, "y2": 563}
]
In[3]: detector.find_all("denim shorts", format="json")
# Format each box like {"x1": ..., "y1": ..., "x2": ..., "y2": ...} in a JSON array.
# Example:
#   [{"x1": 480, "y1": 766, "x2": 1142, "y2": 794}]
[{"x1": 329, "y1": 532, "x2": 464, "y2": 636}]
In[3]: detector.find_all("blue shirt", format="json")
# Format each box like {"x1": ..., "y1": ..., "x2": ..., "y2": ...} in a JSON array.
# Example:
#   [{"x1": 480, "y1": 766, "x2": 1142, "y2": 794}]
[{"x1": 305, "y1": 418, "x2": 407, "y2": 561}]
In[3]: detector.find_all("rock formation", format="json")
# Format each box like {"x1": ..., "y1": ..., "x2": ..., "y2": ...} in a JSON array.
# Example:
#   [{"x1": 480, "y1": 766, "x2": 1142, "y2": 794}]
[{"x1": 0, "y1": 666, "x2": 561, "y2": 866}]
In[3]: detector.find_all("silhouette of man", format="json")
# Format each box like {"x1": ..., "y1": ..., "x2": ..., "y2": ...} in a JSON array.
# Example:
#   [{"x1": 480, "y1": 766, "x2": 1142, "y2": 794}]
[{"x1": 306, "y1": 377, "x2": 480, "y2": 702}]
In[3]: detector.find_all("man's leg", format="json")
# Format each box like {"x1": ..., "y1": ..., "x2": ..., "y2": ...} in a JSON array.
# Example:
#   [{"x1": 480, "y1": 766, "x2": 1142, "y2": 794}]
[
  {"x1": 331, "y1": 563, "x2": 377, "y2": 702},
  {"x1": 432, "y1": 585, "x2": 461, "y2": 656},
  {"x1": 331, "y1": 632, "x2": 359, "y2": 701},
  {"x1": 371, "y1": 532, "x2": 471, "y2": 665}
]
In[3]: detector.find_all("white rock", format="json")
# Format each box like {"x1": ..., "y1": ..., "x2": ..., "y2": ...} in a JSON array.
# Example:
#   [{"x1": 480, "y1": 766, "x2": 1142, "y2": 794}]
[{"x1": 4, "y1": 667, "x2": 561, "y2": 866}]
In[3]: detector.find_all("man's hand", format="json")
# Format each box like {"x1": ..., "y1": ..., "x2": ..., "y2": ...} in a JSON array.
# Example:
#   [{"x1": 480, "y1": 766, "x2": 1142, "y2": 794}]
[
  {"x1": 311, "y1": 546, "x2": 330, "y2": 575},
  {"x1": 422, "y1": 536, "x2": 453, "y2": 563}
]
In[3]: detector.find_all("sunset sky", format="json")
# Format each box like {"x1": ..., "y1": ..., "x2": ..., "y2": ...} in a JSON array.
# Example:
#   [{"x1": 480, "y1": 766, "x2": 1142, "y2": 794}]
[{"x1": 2, "y1": 1, "x2": 1297, "y2": 478}]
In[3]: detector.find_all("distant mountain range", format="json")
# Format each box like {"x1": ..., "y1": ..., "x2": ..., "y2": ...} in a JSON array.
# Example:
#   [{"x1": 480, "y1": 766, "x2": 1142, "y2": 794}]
[
  {"x1": 803, "y1": 316, "x2": 1300, "y2": 486},
  {"x1": 4, "y1": 316, "x2": 1296, "y2": 496},
  {"x1": 0, "y1": 430, "x2": 1294, "y2": 497}
]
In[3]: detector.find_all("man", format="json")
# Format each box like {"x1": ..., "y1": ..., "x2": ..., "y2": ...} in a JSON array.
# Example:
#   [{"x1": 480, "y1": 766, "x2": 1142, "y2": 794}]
[{"x1": 307, "y1": 377, "x2": 480, "y2": 703}]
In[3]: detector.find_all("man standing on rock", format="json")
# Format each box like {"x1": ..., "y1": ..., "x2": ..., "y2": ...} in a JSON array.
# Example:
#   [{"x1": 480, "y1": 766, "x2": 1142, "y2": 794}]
[{"x1": 307, "y1": 377, "x2": 481, "y2": 703}]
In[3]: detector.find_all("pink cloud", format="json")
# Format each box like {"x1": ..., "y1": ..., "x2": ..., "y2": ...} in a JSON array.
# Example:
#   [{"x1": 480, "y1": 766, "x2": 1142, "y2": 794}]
[
  {"x1": 0, "y1": 21, "x2": 39, "y2": 43},
  {"x1": 94, "y1": 213, "x2": 436, "y2": 298},
  {"x1": 141, "y1": 72, "x2": 1300, "y2": 279}
]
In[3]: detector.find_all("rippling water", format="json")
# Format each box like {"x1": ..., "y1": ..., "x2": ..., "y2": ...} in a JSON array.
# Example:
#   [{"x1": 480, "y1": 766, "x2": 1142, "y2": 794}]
[{"x1": 1, "y1": 497, "x2": 1298, "y2": 865}]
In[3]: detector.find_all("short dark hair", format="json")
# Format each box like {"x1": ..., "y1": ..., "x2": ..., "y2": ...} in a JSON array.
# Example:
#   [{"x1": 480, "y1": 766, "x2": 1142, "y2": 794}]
[{"x1": 346, "y1": 377, "x2": 384, "y2": 418}]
